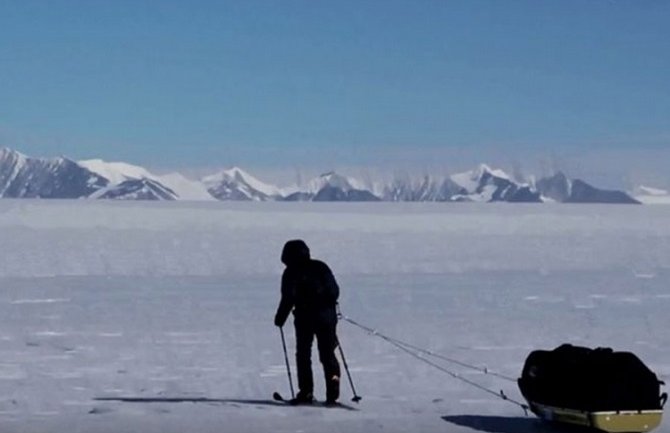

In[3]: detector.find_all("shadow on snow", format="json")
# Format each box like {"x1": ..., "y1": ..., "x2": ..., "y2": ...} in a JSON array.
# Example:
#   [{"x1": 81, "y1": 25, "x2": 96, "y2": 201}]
[{"x1": 94, "y1": 397, "x2": 358, "y2": 411}]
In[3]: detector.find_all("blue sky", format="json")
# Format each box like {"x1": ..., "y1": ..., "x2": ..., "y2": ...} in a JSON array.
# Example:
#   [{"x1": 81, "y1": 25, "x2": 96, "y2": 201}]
[{"x1": 0, "y1": 1, "x2": 668, "y2": 183}]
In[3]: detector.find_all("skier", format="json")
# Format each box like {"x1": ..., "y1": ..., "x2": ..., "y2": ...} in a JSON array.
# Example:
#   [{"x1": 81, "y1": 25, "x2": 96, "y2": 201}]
[{"x1": 274, "y1": 239, "x2": 341, "y2": 405}]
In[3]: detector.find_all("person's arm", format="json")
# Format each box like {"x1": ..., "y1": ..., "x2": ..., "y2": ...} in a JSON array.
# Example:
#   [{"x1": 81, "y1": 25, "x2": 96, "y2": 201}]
[
  {"x1": 322, "y1": 264, "x2": 339, "y2": 306},
  {"x1": 274, "y1": 270, "x2": 294, "y2": 327}
]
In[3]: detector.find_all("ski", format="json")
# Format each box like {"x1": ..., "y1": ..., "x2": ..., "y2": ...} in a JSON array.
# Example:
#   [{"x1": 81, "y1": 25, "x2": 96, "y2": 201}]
[
  {"x1": 272, "y1": 391, "x2": 313, "y2": 406},
  {"x1": 272, "y1": 391, "x2": 286, "y2": 402},
  {"x1": 272, "y1": 392, "x2": 358, "y2": 410}
]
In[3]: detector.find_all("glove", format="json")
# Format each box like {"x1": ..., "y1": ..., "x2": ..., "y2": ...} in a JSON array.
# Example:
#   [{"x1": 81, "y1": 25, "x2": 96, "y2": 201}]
[{"x1": 274, "y1": 314, "x2": 285, "y2": 327}]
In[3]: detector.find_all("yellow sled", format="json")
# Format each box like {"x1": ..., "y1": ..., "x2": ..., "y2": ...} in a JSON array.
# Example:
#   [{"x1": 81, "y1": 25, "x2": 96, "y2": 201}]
[{"x1": 530, "y1": 401, "x2": 664, "y2": 433}]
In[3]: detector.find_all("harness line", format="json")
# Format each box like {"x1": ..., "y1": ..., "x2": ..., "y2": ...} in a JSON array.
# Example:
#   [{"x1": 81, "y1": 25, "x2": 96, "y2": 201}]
[{"x1": 338, "y1": 312, "x2": 529, "y2": 414}]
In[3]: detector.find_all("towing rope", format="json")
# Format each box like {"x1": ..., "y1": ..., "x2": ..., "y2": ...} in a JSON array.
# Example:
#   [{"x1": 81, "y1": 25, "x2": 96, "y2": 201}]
[
  {"x1": 370, "y1": 329, "x2": 517, "y2": 383},
  {"x1": 339, "y1": 312, "x2": 529, "y2": 415}
]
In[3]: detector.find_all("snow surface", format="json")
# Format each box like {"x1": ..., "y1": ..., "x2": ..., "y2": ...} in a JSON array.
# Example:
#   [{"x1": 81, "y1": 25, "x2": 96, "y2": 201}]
[{"x1": 0, "y1": 200, "x2": 668, "y2": 433}]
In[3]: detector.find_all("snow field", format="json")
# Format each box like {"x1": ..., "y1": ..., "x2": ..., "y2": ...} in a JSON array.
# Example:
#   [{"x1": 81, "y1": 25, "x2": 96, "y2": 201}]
[
  {"x1": 0, "y1": 200, "x2": 668, "y2": 432},
  {"x1": 0, "y1": 200, "x2": 668, "y2": 278}
]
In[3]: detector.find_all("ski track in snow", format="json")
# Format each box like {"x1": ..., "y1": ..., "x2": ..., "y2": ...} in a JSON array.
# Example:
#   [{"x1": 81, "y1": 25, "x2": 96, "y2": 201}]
[
  {"x1": 0, "y1": 201, "x2": 667, "y2": 432},
  {"x1": 9, "y1": 298, "x2": 70, "y2": 305}
]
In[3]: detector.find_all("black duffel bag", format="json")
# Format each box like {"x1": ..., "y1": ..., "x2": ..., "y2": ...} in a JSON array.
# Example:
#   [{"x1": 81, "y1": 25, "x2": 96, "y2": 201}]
[{"x1": 518, "y1": 344, "x2": 666, "y2": 412}]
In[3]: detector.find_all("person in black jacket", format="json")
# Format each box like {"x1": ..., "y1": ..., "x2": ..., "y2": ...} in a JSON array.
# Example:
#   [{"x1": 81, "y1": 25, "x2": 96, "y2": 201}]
[{"x1": 274, "y1": 239, "x2": 341, "y2": 404}]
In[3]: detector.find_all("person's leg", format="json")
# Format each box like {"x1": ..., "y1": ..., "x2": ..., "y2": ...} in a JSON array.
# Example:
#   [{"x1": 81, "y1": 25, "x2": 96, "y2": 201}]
[
  {"x1": 316, "y1": 323, "x2": 341, "y2": 403},
  {"x1": 295, "y1": 323, "x2": 315, "y2": 400}
]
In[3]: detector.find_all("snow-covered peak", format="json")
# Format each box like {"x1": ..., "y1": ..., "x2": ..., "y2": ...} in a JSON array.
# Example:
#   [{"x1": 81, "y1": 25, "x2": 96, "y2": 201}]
[
  {"x1": 0, "y1": 147, "x2": 30, "y2": 172},
  {"x1": 478, "y1": 163, "x2": 510, "y2": 180},
  {"x1": 0, "y1": 147, "x2": 28, "y2": 168},
  {"x1": 79, "y1": 159, "x2": 154, "y2": 185},
  {"x1": 281, "y1": 171, "x2": 379, "y2": 201},
  {"x1": 451, "y1": 164, "x2": 511, "y2": 192},
  {"x1": 92, "y1": 178, "x2": 178, "y2": 201},
  {"x1": 0, "y1": 148, "x2": 107, "y2": 198},
  {"x1": 307, "y1": 172, "x2": 350, "y2": 193},
  {"x1": 157, "y1": 172, "x2": 215, "y2": 201},
  {"x1": 0, "y1": 147, "x2": 28, "y2": 160},
  {"x1": 81, "y1": 159, "x2": 215, "y2": 201},
  {"x1": 304, "y1": 171, "x2": 367, "y2": 194},
  {"x1": 450, "y1": 167, "x2": 478, "y2": 191},
  {"x1": 0, "y1": 148, "x2": 29, "y2": 197},
  {"x1": 383, "y1": 174, "x2": 467, "y2": 202},
  {"x1": 225, "y1": 166, "x2": 280, "y2": 197},
  {"x1": 203, "y1": 167, "x2": 280, "y2": 198},
  {"x1": 202, "y1": 167, "x2": 281, "y2": 201}
]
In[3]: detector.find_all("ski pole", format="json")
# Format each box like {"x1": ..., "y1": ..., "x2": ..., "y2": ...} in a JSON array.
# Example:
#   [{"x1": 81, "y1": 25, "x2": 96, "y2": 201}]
[
  {"x1": 336, "y1": 336, "x2": 362, "y2": 403},
  {"x1": 279, "y1": 327, "x2": 295, "y2": 400}
]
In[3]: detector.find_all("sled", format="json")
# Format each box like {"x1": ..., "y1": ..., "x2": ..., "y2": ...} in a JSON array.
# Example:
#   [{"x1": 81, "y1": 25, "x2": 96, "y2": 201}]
[
  {"x1": 518, "y1": 344, "x2": 666, "y2": 433},
  {"x1": 528, "y1": 401, "x2": 664, "y2": 432}
]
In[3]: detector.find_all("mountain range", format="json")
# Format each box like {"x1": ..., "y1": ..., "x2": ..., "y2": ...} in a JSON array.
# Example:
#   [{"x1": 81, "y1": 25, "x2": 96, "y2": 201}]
[{"x1": 0, "y1": 147, "x2": 649, "y2": 204}]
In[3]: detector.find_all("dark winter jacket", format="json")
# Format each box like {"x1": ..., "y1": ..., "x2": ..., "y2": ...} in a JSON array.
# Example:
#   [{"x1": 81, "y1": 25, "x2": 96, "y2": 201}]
[{"x1": 274, "y1": 240, "x2": 340, "y2": 327}]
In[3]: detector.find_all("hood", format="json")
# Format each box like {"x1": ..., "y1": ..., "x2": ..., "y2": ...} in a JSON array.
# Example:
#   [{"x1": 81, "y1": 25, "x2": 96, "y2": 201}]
[{"x1": 281, "y1": 240, "x2": 311, "y2": 266}]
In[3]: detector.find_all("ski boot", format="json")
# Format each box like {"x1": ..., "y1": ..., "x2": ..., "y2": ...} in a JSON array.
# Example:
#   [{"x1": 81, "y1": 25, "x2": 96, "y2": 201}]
[
  {"x1": 289, "y1": 391, "x2": 314, "y2": 406},
  {"x1": 325, "y1": 375, "x2": 340, "y2": 406}
]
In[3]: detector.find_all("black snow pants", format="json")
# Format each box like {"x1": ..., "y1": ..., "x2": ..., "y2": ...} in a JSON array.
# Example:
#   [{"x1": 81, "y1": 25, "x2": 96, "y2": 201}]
[{"x1": 295, "y1": 320, "x2": 341, "y2": 400}]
